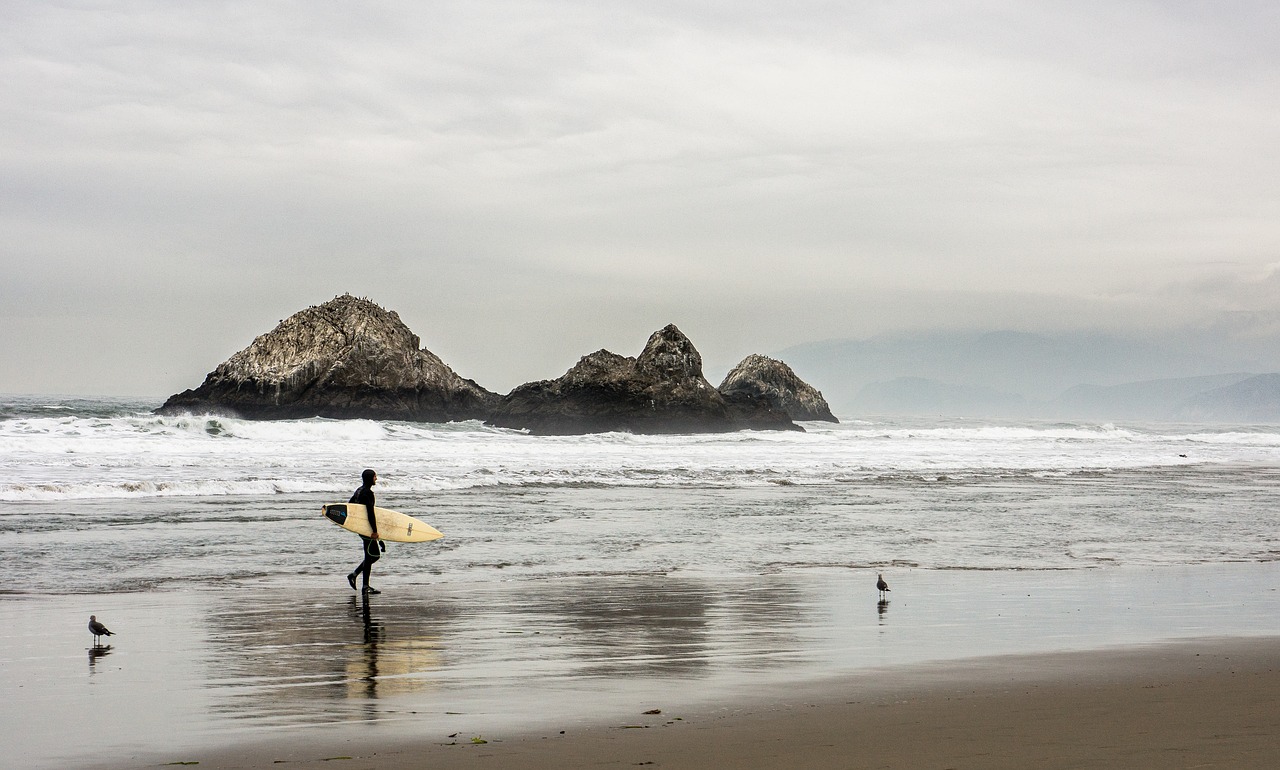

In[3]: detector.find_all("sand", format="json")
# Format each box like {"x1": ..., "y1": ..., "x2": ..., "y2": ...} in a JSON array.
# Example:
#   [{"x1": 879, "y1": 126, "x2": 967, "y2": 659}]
[
  {"x1": 119, "y1": 637, "x2": 1280, "y2": 770},
  {"x1": 6, "y1": 564, "x2": 1278, "y2": 769}
]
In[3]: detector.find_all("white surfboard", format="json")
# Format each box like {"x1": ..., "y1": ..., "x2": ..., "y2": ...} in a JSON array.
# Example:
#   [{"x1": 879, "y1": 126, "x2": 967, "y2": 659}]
[{"x1": 322, "y1": 503, "x2": 443, "y2": 543}]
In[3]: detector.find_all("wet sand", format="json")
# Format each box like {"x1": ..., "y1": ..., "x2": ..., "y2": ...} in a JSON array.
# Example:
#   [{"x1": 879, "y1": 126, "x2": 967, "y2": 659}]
[
  {"x1": 168, "y1": 637, "x2": 1280, "y2": 770},
  {"x1": 5, "y1": 564, "x2": 1279, "y2": 768}
]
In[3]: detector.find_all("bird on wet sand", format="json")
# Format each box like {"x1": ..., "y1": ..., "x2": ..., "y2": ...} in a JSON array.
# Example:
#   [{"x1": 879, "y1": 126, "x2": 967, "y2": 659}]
[
  {"x1": 88, "y1": 615, "x2": 114, "y2": 645},
  {"x1": 876, "y1": 573, "x2": 890, "y2": 599}
]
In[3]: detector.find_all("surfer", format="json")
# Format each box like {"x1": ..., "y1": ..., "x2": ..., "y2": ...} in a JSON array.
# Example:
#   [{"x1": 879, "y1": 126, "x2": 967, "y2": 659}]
[{"x1": 347, "y1": 469, "x2": 385, "y2": 594}]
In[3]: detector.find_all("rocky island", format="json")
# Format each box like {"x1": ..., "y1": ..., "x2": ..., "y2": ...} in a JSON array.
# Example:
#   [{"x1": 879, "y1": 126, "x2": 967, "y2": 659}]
[
  {"x1": 156, "y1": 295, "x2": 498, "y2": 421},
  {"x1": 158, "y1": 297, "x2": 836, "y2": 433},
  {"x1": 485, "y1": 324, "x2": 807, "y2": 434}
]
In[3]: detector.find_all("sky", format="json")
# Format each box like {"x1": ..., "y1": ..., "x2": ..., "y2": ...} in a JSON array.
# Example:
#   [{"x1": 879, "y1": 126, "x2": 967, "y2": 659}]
[{"x1": 3, "y1": 1, "x2": 1279, "y2": 397}]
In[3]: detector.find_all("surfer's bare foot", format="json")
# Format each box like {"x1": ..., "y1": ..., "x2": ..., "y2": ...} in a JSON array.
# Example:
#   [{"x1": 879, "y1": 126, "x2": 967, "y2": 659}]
[
  {"x1": 347, "y1": 574, "x2": 357, "y2": 590},
  {"x1": 363, "y1": 586, "x2": 381, "y2": 594}
]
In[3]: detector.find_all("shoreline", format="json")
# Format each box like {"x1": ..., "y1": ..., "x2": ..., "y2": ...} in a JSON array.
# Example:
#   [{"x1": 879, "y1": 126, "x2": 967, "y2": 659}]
[
  {"x1": 106, "y1": 635, "x2": 1280, "y2": 769},
  {"x1": 7, "y1": 563, "x2": 1278, "y2": 768}
]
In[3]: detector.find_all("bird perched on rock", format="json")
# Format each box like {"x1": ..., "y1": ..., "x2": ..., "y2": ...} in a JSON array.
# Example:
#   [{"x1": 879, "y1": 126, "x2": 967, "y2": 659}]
[
  {"x1": 88, "y1": 615, "x2": 114, "y2": 645},
  {"x1": 876, "y1": 573, "x2": 890, "y2": 599}
]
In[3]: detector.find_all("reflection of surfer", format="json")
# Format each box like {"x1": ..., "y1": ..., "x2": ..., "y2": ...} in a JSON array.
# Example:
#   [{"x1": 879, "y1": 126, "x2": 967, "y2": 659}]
[
  {"x1": 346, "y1": 469, "x2": 385, "y2": 594},
  {"x1": 358, "y1": 594, "x2": 382, "y2": 644},
  {"x1": 355, "y1": 595, "x2": 381, "y2": 706}
]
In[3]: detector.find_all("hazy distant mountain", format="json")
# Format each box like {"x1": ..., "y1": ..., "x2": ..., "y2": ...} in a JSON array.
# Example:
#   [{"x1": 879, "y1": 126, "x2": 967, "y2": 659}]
[
  {"x1": 1175, "y1": 374, "x2": 1280, "y2": 422},
  {"x1": 774, "y1": 330, "x2": 1278, "y2": 420},
  {"x1": 1050, "y1": 374, "x2": 1255, "y2": 421}
]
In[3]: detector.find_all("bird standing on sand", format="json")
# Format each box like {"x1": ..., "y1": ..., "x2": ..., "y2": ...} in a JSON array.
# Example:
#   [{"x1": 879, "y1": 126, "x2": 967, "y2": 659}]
[
  {"x1": 876, "y1": 573, "x2": 890, "y2": 599},
  {"x1": 88, "y1": 615, "x2": 114, "y2": 645}
]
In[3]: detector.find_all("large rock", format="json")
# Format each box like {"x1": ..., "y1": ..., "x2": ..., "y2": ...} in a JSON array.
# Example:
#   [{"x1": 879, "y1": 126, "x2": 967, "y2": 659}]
[
  {"x1": 157, "y1": 295, "x2": 498, "y2": 421},
  {"x1": 487, "y1": 324, "x2": 800, "y2": 435},
  {"x1": 719, "y1": 354, "x2": 838, "y2": 422}
]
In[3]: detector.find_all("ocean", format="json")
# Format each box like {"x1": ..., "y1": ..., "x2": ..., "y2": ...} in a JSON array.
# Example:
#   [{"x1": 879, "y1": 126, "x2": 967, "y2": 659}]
[
  {"x1": 5, "y1": 394, "x2": 1280, "y2": 767},
  {"x1": 3, "y1": 394, "x2": 1279, "y2": 593}
]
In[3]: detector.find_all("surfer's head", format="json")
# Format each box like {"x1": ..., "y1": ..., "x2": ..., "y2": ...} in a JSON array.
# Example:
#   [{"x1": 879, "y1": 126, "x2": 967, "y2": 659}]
[{"x1": 362, "y1": 468, "x2": 377, "y2": 486}]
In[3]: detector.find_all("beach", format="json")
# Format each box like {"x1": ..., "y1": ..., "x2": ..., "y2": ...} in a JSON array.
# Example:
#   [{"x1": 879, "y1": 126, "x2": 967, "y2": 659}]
[
  {"x1": 4, "y1": 399, "x2": 1280, "y2": 767},
  {"x1": 180, "y1": 637, "x2": 1280, "y2": 770},
  {"x1": 6, "y1": 564, "x2": 1279, "y2": 769},
  {"x1": 9, "y1": 0, "x2": 1280, "y2": 762}
]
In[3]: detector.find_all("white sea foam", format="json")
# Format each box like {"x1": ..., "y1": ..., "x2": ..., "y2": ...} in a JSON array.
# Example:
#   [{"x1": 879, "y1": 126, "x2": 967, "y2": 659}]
[
  {"x1": 4, "y1": 397, "x2": 1280, "y2": 588},
  {"x1": 4, "y1": 401, "x2": 1280, "y2": 501}
]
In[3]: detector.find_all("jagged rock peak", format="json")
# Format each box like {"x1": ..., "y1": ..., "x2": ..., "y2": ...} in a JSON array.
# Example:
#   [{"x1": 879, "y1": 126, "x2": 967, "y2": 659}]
[
  {"x1": 156, "y1": 294, "x2": 499, "y2": 422},
  {"x1": 222, "y1": 294, "x2": 418, "y2": 383},
  {"x1": 719, "y1": 354, "x2": 838, "y2": 422},
  {"x1": 486, "y1": 324, "x2": 800, "y2": 435},
  {"x1": 562, "y1": 350, "x2": 636, "y2": 387},
  {"x1": 637, "y1": 324, "x2": 705, "y2": 382}
]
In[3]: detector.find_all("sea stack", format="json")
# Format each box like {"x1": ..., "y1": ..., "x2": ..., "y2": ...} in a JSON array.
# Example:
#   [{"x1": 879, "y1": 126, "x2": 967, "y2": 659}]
[
  {"x1": 718, "y1": 354, "x2": 838, "y2": 422},
  {"x1": 157, "y1": 295, "x2": 498, "y2": 422},
  {"x1": 487, "y1": 324, "x2": 800, "y2": 435}
]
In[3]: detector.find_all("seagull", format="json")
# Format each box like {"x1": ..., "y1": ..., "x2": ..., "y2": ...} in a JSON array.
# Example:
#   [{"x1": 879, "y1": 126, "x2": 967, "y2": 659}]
[
  {"x1": 88, "y1": 615, "x2": 114, "y2": 645},
  {"x1": 876, "y1": 573, "x2": 890, "y2": 599}
]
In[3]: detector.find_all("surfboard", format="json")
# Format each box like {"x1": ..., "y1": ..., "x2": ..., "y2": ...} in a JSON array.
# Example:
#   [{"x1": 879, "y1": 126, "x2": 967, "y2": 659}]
[{"x1": 322, "y1": 503, "x2": 443, "y2": 543}]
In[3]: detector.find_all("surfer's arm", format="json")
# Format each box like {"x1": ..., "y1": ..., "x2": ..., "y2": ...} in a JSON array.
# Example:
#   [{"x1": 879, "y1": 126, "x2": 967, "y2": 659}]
[{"x1": 364, "y1": 492, "x2": 379, "y2": 539}]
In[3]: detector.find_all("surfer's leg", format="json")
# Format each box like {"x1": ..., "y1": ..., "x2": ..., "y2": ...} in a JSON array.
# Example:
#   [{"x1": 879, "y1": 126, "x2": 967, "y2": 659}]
[{"x1": 354, "y1": 537, "x2": 373, "y2": 588}]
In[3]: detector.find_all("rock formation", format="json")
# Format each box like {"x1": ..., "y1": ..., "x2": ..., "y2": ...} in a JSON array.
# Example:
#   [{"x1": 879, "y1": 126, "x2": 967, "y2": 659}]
[
  {"x1": 719, "y1": 354, "x2": 838, "y2": 422},
  {"x1": 487, "y1": 324, "x2": 800, "y2": 435},
  {"x1": 157, "y1": 294, "x2": 498, "y2": 421}
]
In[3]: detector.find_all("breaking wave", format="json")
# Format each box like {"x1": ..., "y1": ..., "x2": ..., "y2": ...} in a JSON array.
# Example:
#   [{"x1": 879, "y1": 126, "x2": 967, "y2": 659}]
[{"x1": 3, "y1": 396, "x2": 1280, "y2": 501}]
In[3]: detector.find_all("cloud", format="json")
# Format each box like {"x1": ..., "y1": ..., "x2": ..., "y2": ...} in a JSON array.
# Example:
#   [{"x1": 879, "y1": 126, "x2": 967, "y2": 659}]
[{"x1": 2, "y1": 1, "x2": 1279, "y2": 395}]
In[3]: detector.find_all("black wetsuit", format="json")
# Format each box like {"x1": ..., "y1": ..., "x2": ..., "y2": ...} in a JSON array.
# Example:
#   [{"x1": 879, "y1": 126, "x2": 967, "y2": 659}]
[{"x1": 350, "y1": 483, "x2": 381, "y2": 588}]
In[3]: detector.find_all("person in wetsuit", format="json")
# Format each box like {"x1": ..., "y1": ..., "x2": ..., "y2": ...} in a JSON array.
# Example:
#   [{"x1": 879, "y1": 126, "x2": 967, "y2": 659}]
[{"x1": 347, "y1": 469, "x2": 385, "y2": 594}]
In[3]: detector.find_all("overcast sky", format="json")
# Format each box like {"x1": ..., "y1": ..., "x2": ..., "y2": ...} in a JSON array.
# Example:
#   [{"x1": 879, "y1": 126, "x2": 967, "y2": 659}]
[{"x1": 3, "y1": 1, "x2": 1279, "y2": 396}]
